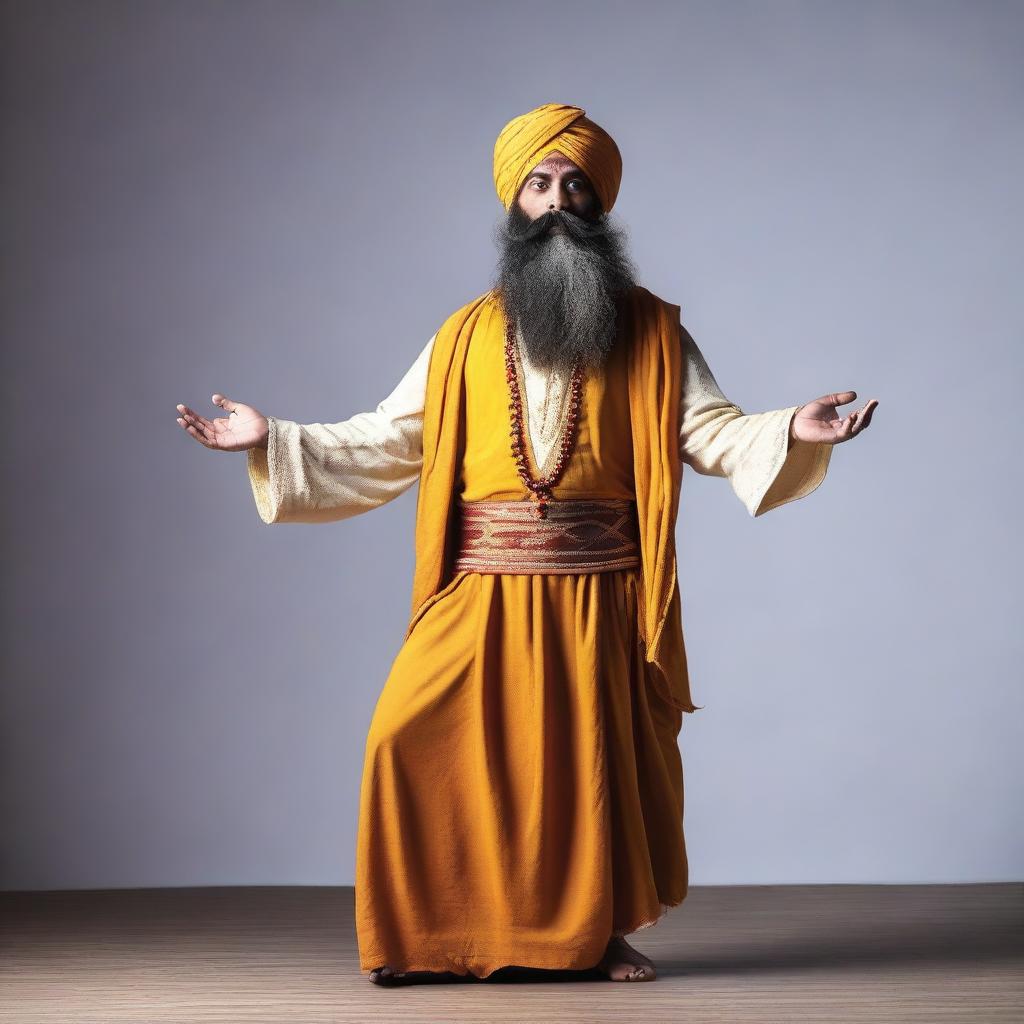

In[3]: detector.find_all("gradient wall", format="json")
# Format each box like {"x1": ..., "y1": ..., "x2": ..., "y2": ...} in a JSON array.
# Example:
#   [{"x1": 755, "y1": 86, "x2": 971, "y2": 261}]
[{"x1": 2, "y1": 0, "x2": 1020, "y2": 889}]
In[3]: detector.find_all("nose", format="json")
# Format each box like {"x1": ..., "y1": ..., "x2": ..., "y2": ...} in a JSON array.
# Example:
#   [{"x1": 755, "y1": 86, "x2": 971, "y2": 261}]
[{"x1": 548, "y1": 183, "x2": 570, "y2": 212}]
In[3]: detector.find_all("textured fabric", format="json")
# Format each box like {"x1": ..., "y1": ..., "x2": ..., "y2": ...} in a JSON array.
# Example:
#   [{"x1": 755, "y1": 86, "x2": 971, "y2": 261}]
[
  {"x1": 492, "y1": 102, "x2": 623, "y2": 213},
  {"x1": 354, "y1": 293, "x2": 686, "y2": 977},
  {"x1": 515, "y1": 324, "x2": 574, "y2": 471},
  {"x1": 624, "y1": 288, "x2": 686, "y2": 699},
  {"x1": 243, "y1": 290, "x2": 836, "y2": 978},
  {"x1": 452, "y1": 498, "x2": 641, "y2": 574},
  {"x1": 400, "y1": 287, "x2": 694, "y2": 714},
  {"x1": 245, "y1": 320, "x2": 832, "y2": 526}
]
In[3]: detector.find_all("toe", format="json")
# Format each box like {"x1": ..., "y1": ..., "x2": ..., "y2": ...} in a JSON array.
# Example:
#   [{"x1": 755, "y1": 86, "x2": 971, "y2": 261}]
[{"x1": 369, "y1": 965, "x2": 407, "y2": 985}]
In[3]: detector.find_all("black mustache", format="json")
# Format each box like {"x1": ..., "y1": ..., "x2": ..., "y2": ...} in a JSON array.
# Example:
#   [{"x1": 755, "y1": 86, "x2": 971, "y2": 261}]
[{"x1": 507, "y1": 209, "x2": 608, "y2": 244}]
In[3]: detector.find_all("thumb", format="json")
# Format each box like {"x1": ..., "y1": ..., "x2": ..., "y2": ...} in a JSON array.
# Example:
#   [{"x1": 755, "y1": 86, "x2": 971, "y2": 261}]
[
  {"x1": 212, "y1": 393, "x2": 239, "y2": 415},
  {"x1": 823, "y1": 390, "x2": 857, "y2": 409}
]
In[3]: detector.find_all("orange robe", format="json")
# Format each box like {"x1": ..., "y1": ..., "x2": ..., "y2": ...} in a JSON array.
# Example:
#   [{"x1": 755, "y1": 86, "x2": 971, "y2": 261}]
[{"x1": 355, "y1": 287, "x2": 696, "y2": 977}]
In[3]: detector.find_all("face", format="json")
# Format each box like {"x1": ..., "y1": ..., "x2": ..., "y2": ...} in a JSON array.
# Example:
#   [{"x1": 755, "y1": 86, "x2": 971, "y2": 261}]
[
  {"x1": 494, "y1": 153, "x2": 637, "y2": 374},
  {"x1": 514, "y1": 151, "x2": 600, "y2": 229}
]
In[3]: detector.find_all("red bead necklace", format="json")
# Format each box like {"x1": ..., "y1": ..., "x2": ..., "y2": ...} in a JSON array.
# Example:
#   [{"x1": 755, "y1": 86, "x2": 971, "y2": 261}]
[{"x1": 504, "y1": 320, "x2": 584, "y2": 519}]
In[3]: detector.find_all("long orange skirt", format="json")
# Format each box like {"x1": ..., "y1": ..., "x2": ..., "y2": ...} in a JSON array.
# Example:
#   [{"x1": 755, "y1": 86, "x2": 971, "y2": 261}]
[{"x1": 354, "y1": 562, "x2": 688, "y2": 978}]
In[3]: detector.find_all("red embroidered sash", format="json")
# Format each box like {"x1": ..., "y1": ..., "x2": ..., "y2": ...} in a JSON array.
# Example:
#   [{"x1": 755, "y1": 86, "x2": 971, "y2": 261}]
[{"x1": 452, "y1": 498, "x2": 641, "y2": 574}]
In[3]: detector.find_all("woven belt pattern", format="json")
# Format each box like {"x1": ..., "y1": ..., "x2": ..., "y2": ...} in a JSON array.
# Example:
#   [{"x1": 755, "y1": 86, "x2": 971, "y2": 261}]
[{"x1": 453, "y1": 498, "x2": 641, "y2": 574}]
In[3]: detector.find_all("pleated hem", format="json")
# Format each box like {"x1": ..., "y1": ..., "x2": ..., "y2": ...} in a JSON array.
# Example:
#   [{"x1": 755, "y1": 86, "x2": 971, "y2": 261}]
[
  {"x1": 359, "y1": 892, "x2": 689, "y2": 978},
  {"x1": 359, "y1": 935, "x2": 610, "y2": 980}
]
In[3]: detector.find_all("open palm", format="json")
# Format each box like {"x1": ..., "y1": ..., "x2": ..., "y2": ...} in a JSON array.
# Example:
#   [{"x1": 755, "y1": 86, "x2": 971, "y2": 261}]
[
  {"x1": 175, "y1": 394, "x2": 268, "y2": 453},
  {"x1": 792, "y1": 391, "x2": 878, "y2": 445}
]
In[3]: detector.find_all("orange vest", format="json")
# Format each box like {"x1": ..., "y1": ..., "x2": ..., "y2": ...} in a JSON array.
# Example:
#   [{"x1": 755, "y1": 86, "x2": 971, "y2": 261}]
[{"x1": 404, "y1": 286, "x2": 699, "y2": 715}]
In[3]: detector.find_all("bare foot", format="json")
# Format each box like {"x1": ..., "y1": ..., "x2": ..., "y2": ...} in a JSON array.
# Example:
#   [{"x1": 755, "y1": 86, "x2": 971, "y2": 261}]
[
  {"x1": 368, "y1": 964, "x2": 454, "y2": 986},
  {"x1": 596, "y1": 935, "x2": 657, "y2": 982},
  {"x1": 368, "y1": 965, "x2": 409, "y2": 985}
]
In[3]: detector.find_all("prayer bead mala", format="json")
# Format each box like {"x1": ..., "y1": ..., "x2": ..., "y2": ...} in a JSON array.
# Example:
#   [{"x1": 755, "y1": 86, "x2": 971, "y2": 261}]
[{"x1": 504, "y1": 320, "x2": 583, "y2": 519}]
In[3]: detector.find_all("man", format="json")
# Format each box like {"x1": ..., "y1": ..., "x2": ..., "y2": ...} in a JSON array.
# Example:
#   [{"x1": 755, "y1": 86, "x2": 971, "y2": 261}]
[{"x1": 176, "y1": 102, "x2": 876, "y2": 985}]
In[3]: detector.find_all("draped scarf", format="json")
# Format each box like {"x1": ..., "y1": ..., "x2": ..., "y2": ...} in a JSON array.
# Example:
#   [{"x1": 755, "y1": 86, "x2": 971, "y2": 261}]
[{"x1": 404, "y1": 286, "x2": 699, "y2": 715}]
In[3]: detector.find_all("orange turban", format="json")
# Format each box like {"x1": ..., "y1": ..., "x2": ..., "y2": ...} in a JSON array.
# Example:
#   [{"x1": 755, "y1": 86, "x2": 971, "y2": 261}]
[{"x1": 493, "y1": 103, "x2": 623, "y2": 214}]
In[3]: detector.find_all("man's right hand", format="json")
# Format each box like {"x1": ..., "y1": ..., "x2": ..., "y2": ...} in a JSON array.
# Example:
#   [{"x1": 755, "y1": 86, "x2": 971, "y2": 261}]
[{"x1": 175, "y1": 394, "x2": 269, "y2": 452}]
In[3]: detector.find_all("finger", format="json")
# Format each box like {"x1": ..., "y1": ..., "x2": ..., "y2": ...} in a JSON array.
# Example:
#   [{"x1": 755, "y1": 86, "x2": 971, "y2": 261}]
[
  {"x1": 824, "y1": 390, "x2": 858, "y2": 409},
  {"x1": 844, "y1": 409, "x2": 863, "y2": 440},
  {"x1": 176, "y1": 403, "x2": 207, "y2": 425},
  {"x1": 850, "y1": 400, "x2": 878, "y2": 435},
  {"x1": 859, "y1": 399, "x2": 878, "y2": 431},
  {"x1": 179, "y1": 420, "x2": 217, "y2": 449},
  {"x1": 177, "y1": 406, "x2": 217, "y2": 434},
  {"x1": 213, "y1": 394, "x2": 240, "y2": 415},
  {"x1": 176, "y1": 403, "x2": 207, "y2": 426},
  {"x1": 176, "y1": 407, "x2": 218, "y2": 440},
  {"x1": 179, "y1": 417, "x2": 218, "y2": 445}
]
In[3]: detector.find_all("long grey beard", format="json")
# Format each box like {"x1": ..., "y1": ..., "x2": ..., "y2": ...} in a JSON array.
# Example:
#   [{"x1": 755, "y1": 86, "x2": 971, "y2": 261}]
[{"x1": 492, "y1": 205, "x2": 638, "y2": 375}]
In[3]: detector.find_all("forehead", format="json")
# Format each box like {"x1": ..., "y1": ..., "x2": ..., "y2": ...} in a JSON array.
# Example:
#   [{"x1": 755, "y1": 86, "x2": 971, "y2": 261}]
[{"x1": 525, "y1": 151, "x2": 586, "y2": 178}]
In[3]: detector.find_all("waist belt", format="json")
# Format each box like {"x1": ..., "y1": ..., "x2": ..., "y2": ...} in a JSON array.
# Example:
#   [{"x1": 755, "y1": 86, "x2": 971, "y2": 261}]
[{"x1": 452, "y1": 498, "x2": 641, "y2": 575}]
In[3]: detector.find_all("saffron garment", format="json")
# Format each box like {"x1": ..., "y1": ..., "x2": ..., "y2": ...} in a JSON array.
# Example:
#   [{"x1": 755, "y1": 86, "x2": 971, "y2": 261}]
[
  {"x1": 246, "y1": 293, "x2": 832, "y2": 978},
  {"x1": 246, "y1": 323, "x2": 831, "y2": 526}
]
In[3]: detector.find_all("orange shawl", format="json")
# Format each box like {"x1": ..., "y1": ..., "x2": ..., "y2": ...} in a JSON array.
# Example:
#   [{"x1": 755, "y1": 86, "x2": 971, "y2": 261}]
[{"x1": 404, "y1": 286, "x2": 699, "y2": 715}]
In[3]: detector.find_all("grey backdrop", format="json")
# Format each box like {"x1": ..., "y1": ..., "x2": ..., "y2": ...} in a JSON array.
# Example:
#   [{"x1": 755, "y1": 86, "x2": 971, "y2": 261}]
[{"x1": 2, "y1": 0, "x2": 1020, "y2": 891}]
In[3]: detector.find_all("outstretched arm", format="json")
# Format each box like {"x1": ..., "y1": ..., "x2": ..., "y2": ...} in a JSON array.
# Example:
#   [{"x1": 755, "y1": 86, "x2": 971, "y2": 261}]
[
  {"x1": 244, "y1": 334, "x2": 435, "y2": 524},
  {"x1": 678, "y1": 324, "x2": 875, "y2": 517}
]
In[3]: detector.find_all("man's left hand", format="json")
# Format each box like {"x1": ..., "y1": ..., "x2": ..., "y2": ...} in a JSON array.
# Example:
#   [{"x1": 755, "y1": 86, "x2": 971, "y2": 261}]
[{"x1": 790, "y1": 392, "x2": 878, "y2": 445}]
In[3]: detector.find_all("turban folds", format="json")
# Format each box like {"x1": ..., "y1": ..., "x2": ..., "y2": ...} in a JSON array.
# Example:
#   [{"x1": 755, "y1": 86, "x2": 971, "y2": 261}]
[{"x1": 493, "y1": 103, "x2": 623, "y2": 214}]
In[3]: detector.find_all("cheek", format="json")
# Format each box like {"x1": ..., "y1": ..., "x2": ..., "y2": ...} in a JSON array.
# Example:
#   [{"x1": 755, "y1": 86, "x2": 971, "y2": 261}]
[{"x1": 517, "y1": 192, "x2": 544, "y2": 216}]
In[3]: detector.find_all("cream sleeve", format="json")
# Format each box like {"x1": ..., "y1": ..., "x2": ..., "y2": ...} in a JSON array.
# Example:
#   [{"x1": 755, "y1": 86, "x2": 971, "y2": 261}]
[
  {"x1": 245, "y1": 333, "x2": 435, "y2": 524},
  {"x1": 678, "y1": 324, "x2": 832, "y2": 517}
]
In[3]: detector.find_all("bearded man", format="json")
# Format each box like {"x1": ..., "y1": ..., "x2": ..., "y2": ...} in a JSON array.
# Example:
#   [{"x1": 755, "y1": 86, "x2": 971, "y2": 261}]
[{"x1": 176, "y1": 102, "x2": 877, "y2": 985}]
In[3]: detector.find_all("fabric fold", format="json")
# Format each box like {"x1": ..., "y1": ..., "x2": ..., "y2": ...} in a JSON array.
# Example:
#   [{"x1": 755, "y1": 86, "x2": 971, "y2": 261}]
[
  {"x1": 244, "y1": 321, "x2": 833, "y2": 531},
  {"x1": 407, "y1": 285, "x2": 700, "y2": 714}
]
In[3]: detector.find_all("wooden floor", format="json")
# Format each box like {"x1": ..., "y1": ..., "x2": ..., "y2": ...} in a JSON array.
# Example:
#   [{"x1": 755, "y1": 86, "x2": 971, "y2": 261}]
[{"x1": 2, "y1": 883, "x2": 1021, "y2": 1023}]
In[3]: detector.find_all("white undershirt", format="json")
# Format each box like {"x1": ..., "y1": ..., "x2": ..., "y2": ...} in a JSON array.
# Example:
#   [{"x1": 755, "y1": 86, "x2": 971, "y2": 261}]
[
  {"x1": 247, "y1": 322, "x2": 833, "y2": 524},
  {"x1": 515, "y1": 327, "x2": 575, "y2": 470}
]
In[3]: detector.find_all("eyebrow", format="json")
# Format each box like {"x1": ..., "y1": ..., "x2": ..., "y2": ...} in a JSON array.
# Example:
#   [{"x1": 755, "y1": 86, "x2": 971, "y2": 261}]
[{"x1": 525, "y1": 169, "x2": 591, "y2": 183}]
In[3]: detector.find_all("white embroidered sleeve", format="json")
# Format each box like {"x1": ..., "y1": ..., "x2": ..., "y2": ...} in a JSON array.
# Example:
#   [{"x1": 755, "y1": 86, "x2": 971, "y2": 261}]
[
  {"x1": 678, "y1": 324, "x2": 832, "y2": 517},
  {"x1": 246, "y1": 333, "x2": 435, "y2": 524}
]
